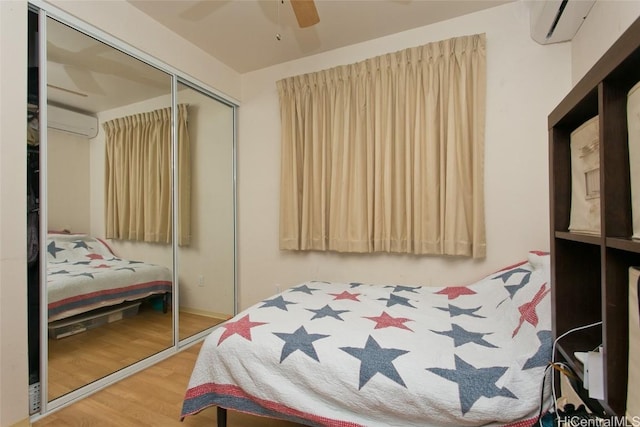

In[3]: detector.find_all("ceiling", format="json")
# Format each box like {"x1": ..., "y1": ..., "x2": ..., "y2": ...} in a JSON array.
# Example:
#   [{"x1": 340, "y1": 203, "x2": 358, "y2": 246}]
[
  {"x1": 45, "y1": 0, "x2": 514, "y2": 114},
  {"x1": 128, "y1": 0, "x2": 514, "y2": 74}
]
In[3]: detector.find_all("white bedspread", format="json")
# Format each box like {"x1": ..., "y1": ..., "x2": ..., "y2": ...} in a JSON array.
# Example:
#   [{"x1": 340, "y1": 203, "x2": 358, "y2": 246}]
[
  {"x1": 47, "y1": 233, "x2": 172, "y2": 322},
  {"x1": 182, "y1": 252, "x2": 552, "y2": 426}
]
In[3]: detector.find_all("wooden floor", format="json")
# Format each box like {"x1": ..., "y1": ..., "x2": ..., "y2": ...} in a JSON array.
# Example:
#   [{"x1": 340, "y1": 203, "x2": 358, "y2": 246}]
[
  {"x1": 34, "y1": 342, "x2": 304, "y2": 427},
  {"x1": 48, "y1": 302, "x2": 226, "y2": 401}
]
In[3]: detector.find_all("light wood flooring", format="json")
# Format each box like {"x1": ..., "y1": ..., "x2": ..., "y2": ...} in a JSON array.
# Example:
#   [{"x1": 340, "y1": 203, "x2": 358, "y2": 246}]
[
  {"x1": 34, "y1": 342, "x2": 304, "y2": 427},
  {"x1": 48, "y1": 302, "x2": 226, "y2": 401}
]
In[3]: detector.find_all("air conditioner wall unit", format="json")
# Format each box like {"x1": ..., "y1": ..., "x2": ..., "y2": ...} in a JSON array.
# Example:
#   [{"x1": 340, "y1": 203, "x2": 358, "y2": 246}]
[
  {"x1": 529, "y1": 0, "x2": 596, "y2": 45},
  {"x1": 47, "y1": 105, "x2": 99, "y2": 139}
]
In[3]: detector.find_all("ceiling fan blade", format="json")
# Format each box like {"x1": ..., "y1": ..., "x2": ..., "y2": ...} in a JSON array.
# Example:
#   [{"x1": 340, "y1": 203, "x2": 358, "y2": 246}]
[{"x1": 290, "y1": 0, "x2": 320, "y2": 28}]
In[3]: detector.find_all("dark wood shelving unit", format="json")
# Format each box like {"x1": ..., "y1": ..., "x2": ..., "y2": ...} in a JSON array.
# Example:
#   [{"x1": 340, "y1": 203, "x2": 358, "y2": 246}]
[{"x1": 549, "y1": 16, "x2": 640, "y2": 416}]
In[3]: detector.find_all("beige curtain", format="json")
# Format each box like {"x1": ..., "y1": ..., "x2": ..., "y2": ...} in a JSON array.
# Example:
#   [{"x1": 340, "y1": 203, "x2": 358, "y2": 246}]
[
  {"x1": 104, "y1": 104, "x2": 191, "y2": 245},
  {"x1": 277, "y1": 34, "x2": 486, "y2": 257}
]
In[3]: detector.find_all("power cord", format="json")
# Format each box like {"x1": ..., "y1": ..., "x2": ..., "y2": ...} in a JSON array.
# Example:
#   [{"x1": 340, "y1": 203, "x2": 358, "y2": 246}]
[{"x1": 536, "y1": 320, "x2": 603, "y2": 427}]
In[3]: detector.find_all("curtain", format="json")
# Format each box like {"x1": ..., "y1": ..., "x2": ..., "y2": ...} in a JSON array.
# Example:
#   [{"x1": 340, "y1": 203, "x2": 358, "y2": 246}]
[
  {"x1": 104, "y1": 104, "x2": 191, "y2": 245},
  {"x1": 277, "y1": 34, "x2": 486, "y2": 257}
]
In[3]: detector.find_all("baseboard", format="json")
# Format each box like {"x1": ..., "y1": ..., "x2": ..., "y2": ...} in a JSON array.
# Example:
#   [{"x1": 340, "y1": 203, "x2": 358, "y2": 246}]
[{"x1": 179, "y1": 307, "x2": 230, "y2": 320}]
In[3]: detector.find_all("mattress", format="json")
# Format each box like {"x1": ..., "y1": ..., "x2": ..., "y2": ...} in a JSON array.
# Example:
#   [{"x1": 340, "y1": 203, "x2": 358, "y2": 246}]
[
  {"x1": 182, "y1": 251, "x2": 552, "y2": 426},
  {"x1": 47, "y1": 233, "x2": 172, "y2": 322}
]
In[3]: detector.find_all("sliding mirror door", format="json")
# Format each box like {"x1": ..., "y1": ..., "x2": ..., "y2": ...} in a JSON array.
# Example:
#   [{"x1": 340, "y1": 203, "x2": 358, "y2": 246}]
[
  {"x1": 176, "y1": 81, "x2": 235, "y2": 341},
  {"x1": 45, "y1": 17, "x2": 174, "y2": 401}
]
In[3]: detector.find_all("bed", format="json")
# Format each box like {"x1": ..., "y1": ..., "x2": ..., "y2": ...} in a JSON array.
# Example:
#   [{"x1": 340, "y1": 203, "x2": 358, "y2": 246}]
[
  {"x1": 47, "y1": 232, "x2": 172, "y2": 323},
  {"x1": 181, "y1": 251, "x2": 552, "y2": 427}
]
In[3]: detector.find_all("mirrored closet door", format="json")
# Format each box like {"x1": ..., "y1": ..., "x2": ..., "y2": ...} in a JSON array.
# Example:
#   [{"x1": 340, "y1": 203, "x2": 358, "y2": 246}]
[
  {"x1": 45, "y1": 16, "x2": 175, "y2": 403},
  {"x1": 28, "y1": 5, "x2": 237, "y2": 412},
  {"x1": 176, "y1": 81, "x2": 236, "y2": 341}
]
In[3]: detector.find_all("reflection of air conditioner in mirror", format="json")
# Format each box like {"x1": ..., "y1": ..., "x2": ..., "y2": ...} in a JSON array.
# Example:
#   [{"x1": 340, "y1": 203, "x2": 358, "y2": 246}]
[
  {"x1": 529, "y1": 0, "x2": 595, "y2": 45},
  {"x1": 47, "y1": 105, "x2": 98, "y2": 139}
]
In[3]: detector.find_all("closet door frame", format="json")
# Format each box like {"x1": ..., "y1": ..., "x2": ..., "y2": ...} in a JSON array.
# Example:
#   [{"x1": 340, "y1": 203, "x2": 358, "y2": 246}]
[{"x1": 30, "y1": 1, "x2": 238, "y2": 418}]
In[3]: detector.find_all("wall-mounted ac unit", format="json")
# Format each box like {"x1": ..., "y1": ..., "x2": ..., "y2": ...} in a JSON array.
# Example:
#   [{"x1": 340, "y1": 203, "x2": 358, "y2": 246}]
[
  {"x1": 529, "y1": 0, "x2": 596, "y2": 45},
  {"x1": 47, "y1": 105, "x2": 98, "y2": 139}
]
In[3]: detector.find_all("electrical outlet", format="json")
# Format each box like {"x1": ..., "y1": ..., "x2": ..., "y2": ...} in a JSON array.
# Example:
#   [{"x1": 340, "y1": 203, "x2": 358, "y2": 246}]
[
  {"x1": 198, "y1": 275, "x2": 204, "y2": 287},
  {"x1": 29, "y1": 382, "x2": 40, "y2": 415}
]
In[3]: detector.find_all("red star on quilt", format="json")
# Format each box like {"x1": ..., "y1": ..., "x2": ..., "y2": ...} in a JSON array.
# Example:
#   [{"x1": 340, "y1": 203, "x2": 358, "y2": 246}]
[
  {"x1": 329, "y1": 291, "x2": 361, "y2": 301},
  {"x1": 364, "y1": 311, "x2": 413, "y2": 331},
  {"x1": 435, "y1": 286, "x2": 477, "y2": 300},
  {"x1": 86, "y1": 253, "x2": 104, "y2": 260},
  {"x1": 512, "y1": 283, "x2": 550, "y2": 337},
  {"x1": 217, "y1": 315, "x2": 267, "y2": 346}
]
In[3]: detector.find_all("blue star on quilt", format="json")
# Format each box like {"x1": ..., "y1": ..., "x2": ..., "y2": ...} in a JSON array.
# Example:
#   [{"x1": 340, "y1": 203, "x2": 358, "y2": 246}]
[
  {"x1": 340, "y1": 335, "x2": 409, "y2": 390},
  {"x1": 260, "y1": 295, "x2": 296, "y2": 311},
  {"x1": 48, "y1": 240, "x2": 65, "y2": 258},
  {"x1": 290, "y1": 284, "x2": 320, "y2": 295},
  {"x1": 430, "y1": 324, "x2": 498, "y2": 348},
  {"x1": 273, "y1": 326, "x2": 329, "y2": 363},
  {"x1": 307, "y1": 304, "x2": 349, "y2": 321},
  {"x1": 349, "y1": 282, "x2": 363, "y2": 288},
  {"x1": 523, "y1": 330, "x2": 552, "y2": 369},
  {"x1": 50, "y1": 269, "x2": 70, "y2": 275},
  {"x1": 71, "y1": 272, "x2": 95, "y2": 279},
  {"x1": 115, "y1": 267, "x2": 136, "y2": 272},
  {"x1": 377, "y1": 293, "x2": 416, "y2": 308},
  {"x1": 385, "y1": 285, "x2": 421, "y2": 294},
  {"x1": 493, "y1": 268, "x2": 532, "y2": 298},
  {"x1": 73, "y1": 261, "x2": 91, "y2": 265},
  {"x1": 435, "y1": 304, "x2": 486, "y2": 319},
  {"x1": 426, "y1": 355, "x2": 517, "y2": 415},
  {"x1": 72, "y1": 240, "x2": 90, "y2": 250}
]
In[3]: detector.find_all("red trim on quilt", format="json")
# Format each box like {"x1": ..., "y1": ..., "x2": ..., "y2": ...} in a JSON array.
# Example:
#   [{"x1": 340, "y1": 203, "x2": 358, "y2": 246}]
[
  {"x1": 48, "y1": 280, "x2": 171, "y2": 309},
  {"x1": 185, "y1": 383, "x2": 364, "y2": 427},
  {"x1": 95, "y1": 237, "x2": 117, "y2": 256},
  {"x1": 185, "y1": 384, "x2": 543, "y2": 427},
  {"x1": 503, "y1": 414, "x2": 540, "y2": 427},
  {"x1": 493, "y1": 259, "x2": 528, "y2": 274}
]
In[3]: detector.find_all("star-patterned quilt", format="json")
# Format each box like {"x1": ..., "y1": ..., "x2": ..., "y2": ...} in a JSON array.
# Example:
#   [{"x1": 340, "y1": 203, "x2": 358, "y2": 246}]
[
  {"x1": 47, "y1": 233, "x2": 172, "y2": 322},
  {"x1": 181, "y1": 251, "x2": 552, "y2": 427}
]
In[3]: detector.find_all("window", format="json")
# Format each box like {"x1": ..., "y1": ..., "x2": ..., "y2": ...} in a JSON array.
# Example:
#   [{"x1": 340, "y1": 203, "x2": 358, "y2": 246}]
[{"x1": 278, "y1": 34, "x2": 486, "y2": 257}]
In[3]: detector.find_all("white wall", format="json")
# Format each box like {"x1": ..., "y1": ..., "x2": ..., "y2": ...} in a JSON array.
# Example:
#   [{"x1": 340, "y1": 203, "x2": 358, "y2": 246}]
[
  {"x1": 236, "y1": 1, "x2": 572, "y2": 309},
  {"x1": 571, "y1": 0, "x2": 640, "y2": 84},
  {"x1": 47, "y1": 130, "x2": 90, "y2": 233},
  {"x1": 0, "y1": 2, "x2": 30, "y2": 426}
]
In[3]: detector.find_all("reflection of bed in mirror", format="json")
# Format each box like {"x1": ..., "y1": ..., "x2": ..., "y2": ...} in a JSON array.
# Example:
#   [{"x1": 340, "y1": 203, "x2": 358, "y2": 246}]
[{"x1": 46, "y1": 232, "x2": 172, "y2": 338}]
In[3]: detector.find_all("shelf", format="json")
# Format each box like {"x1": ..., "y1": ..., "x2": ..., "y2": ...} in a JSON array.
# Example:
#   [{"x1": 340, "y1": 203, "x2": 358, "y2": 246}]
[
  {"x1": 549, "y1": 16, "x2": 640, "y2": 417},
  {"x1": 606, "y1": 237, "x2": 640, "y2": 253},
  {"x1": 555, "y1": 326, "x2": 602, "y2": 381},
  {"x1": 554, "y1": 231, "x2": 601, "y2": 245}
]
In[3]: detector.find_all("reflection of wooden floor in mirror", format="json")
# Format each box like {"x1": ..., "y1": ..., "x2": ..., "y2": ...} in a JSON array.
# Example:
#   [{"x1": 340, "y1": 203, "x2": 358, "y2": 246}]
[
  {"x1": 35, "y1": 342, "x2": 303, "y2": 427},
  {"x1": 47, "y1": 301, "x2": 226, "y2": 402}
]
